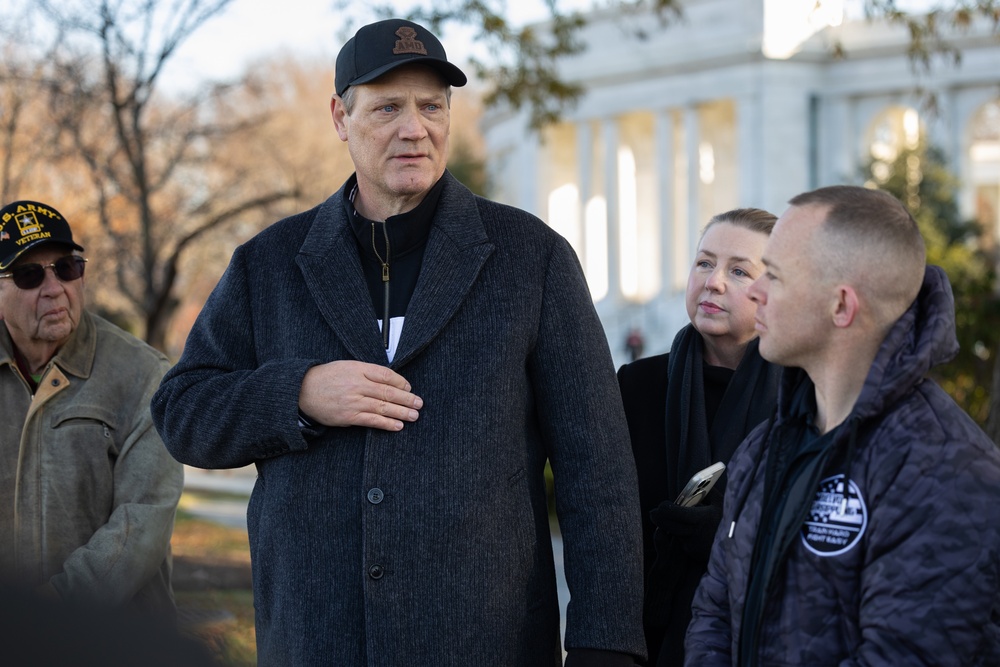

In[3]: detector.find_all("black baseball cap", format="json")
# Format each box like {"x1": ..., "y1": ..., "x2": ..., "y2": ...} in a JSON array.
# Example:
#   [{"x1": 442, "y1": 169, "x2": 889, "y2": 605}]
[
  {"x1": 0, "y1": 200, "x2": 85, "y2": 270},
  {"x1": 335, "y1": 19, "x2": 467, "y2": 96}
]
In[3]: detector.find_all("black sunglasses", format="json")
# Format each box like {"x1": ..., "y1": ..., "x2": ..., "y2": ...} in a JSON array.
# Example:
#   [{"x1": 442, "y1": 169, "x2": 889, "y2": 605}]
[{"x1": 0, "y1": 256, "x2": 88, "y2": 290}]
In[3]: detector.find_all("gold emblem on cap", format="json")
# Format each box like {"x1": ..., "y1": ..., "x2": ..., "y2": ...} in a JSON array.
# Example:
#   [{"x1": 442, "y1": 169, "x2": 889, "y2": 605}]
[
  {"x1": 15, "y1": 211, "x2": 42, "y2": 237},
  {"x1": 393, "y1": 27, "x2": 428, "y2": 55}
]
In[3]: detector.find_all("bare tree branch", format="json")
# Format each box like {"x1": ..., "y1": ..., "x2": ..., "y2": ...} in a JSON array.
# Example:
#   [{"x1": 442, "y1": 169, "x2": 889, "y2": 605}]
[{"x1": 4, "y1": 0, "x2": 305, "y2": 349}]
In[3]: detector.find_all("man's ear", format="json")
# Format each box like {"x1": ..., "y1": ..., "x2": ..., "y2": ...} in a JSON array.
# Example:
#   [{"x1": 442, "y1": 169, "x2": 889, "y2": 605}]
[
  {"x1": 330, "y1": 96, "x2": 349, "y2": 142},
  {"x1": 832, "y1": 285, "x2": 859, "y2": 328}
]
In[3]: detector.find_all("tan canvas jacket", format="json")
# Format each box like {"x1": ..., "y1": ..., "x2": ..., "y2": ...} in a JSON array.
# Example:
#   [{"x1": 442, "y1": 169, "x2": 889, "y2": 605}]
[{"x1": 0, "y1": 311, "x2": 182, "y2": 616}]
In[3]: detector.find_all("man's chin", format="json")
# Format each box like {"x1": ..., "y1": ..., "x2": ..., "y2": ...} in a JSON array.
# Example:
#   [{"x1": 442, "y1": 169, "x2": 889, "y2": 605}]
[
  {"x1": 38, "y1": 322, "x2": 75, "y2": 344},
  {"x1": 757, "y1": 338, "x2": 782, "y2": 364},
  {"x1": 390, "y1": 168, "x2": 443, "y2": 191}
]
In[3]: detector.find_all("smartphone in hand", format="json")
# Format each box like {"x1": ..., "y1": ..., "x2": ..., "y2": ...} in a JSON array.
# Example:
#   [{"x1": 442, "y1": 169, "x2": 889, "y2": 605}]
[{"x1": 674, "y1": 461, "x2": 726, "y2": 507}]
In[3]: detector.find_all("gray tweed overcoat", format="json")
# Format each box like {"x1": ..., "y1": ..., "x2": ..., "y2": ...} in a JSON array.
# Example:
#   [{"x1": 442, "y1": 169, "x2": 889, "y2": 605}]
[{"x1": 152, "y1": 172, "x2": 646, "y2": 666}]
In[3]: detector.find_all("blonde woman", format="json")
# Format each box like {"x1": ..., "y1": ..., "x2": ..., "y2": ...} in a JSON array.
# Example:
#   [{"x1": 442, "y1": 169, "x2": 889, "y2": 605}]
[{"x1": 618, "y1": 208, "x2": 781, "y2": 667}]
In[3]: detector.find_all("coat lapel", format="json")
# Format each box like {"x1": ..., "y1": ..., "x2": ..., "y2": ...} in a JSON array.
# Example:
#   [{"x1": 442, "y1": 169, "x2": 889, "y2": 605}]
[
  {"x1": 295, "y1": 175, "x2": 495, "y2": 367},
  {"x1": 391, "y1": 174, "x2": 494, "y2": 368},
  {"x1": 297, "y1": 194, "x2": 389, "y2": 364}
]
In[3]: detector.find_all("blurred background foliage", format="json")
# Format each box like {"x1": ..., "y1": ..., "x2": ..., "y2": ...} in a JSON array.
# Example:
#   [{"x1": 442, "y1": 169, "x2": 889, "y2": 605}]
[{"x1": 864, "y1": 140, "x2": 1000, "y2": 427}]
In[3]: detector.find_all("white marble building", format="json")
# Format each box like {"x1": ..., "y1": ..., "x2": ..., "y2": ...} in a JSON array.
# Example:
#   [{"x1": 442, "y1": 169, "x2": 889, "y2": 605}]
[{"x1": 480, "y1": 0, "x2": 1000, "y2": 366}]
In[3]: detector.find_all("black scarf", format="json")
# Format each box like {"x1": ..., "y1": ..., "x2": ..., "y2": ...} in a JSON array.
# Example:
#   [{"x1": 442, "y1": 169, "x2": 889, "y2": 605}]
[
  {"x1": 664, "y1": 324, "x2": 780, "y2": 501},
  {"x1": 643, "y1": 325, "x2": 780, "y2": 664}
]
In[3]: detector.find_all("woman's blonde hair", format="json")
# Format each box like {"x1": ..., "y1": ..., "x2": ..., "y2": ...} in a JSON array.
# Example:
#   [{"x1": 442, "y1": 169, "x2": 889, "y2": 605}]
[{"x1": 701, "y1": 208, "x2": 777, "y2": 240}]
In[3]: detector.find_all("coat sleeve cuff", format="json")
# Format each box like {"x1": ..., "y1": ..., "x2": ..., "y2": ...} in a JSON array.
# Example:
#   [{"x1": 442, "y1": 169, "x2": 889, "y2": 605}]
[{"x1": 297, "y1": 409, "x2": 327, "y2": 439}]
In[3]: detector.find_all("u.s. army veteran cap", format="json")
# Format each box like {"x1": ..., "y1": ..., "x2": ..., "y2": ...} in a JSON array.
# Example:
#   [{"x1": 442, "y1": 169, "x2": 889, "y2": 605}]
[
  {"x1": 0, "y1": 200, "x2": 84, "y2": 270},
  {"x1": 335, "y1": 18, "x2": 467, "y2": 96}
]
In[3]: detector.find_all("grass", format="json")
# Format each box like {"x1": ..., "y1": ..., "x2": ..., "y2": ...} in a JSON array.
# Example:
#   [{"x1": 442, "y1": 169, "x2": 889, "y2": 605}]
[
  {"x1": 173, "y1": 495, "x2": 256, "y2": 666},
  {"x1": 176, "y1": 588, "x2": 256, "y2": 666}
]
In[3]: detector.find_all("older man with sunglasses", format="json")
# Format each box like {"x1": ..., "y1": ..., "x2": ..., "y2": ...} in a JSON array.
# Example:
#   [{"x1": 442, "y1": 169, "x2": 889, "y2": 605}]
[{"x1": 0, "y1": 200, "x2": 182, "y2": 618}]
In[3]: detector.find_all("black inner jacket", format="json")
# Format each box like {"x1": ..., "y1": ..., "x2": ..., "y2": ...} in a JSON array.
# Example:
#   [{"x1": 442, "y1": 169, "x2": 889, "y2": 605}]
[
  {"x1": 344, "y1": 175, "x2": 445, "y2": 349},
  {"x1": 737, "y1": 376, "x2": 845, "y2": 667}
]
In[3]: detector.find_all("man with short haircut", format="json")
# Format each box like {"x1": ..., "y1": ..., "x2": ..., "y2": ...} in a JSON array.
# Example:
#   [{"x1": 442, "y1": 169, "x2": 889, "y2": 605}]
[
  {"x1": 152, "y1": 18, "x2": 645, "y2": 666},
  {"x1": 685, "y1": 185, "x2": 1000, "y2": 666},
  {"x1": 0, "y1": 200, "x2": 182, "y2": 617}
]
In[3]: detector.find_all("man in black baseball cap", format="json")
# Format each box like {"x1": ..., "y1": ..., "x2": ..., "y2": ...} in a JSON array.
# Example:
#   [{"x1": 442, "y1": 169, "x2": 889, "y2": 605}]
[
  {"x1": 335, "y1": 18, "x2": 467, "y2": 96},
  {"x1": 153, "y1": 17, "x2": 646, "y2": 667}
]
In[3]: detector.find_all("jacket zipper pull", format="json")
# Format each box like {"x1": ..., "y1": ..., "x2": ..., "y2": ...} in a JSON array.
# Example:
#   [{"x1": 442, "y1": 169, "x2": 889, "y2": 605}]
[
  {"x1": 381, "y1": 270, "x2": 390, "y2": 350},
  {"x1": 372, "y1": 221, "x2": 391, "y2": 351}
]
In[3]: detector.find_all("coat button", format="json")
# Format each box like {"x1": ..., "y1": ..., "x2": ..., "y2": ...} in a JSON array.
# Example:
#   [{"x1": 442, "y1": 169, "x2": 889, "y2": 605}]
[
  {"x1": 51, "y1": 379, "x2": 60, "y2": 387},
  {"x1": 367, "y1": 488, "x2": 384, "y2": 504},
  {"x1": 368, "y1": 564, "x2": 384, "y2": 580}
]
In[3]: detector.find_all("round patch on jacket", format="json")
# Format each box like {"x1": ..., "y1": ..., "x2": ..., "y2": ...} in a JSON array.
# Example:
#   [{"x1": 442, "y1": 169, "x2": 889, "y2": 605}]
[{"x1": 801, "y1": 474, "x2": 867, "y2": 557}]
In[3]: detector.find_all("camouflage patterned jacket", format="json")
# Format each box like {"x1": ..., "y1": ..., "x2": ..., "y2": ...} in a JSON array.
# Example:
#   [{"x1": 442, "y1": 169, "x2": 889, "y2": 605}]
[{"x1": 686, "y1": 265, "x2": 1000, "y2": 666}]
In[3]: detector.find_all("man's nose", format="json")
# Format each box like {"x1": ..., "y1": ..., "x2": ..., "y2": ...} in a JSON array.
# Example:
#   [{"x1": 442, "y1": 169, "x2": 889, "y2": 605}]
[
  {"x1": 38, "y1": 265, "x2": 67, "y2": 291},
  {"x1": 397, "y1": 107, "x2": 428, "y2": 139}
]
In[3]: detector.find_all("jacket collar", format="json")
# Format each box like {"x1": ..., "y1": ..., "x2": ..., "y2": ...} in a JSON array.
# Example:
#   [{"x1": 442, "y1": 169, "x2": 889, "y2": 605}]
[
  {"x1": 345, "y1": 174, "x2": 444, "y2": 260},
  {"x1": 296, "y1": 170, "x2": 494, "y2": 368},
  {"x1": 0, "y1": 309, "x2": 96, "y2": 380}
]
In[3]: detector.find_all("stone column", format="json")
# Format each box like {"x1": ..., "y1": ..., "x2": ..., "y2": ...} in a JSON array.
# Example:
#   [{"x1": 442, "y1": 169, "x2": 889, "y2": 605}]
[
  {"x1": 820, "y1": 95, "x2": 852, "y2": 186},
  {"x1": 576, "y1": 121, "x2": 594, "y2": 268},
  {"x1": 655, "y1": 108, "x2": 676, "y2": 294},
  {"x1": 738, "y1": 93, "x2": 763, "y2": 206},
  {"x1": 603, "y1": 117, "x2": 621, "y2": 303},
  {"x1": 684, "y1": 104, "x2": 701, "y2": 268},
  {"x1": 518, "y1": 125, "x2": 540, "y2": 216}
]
